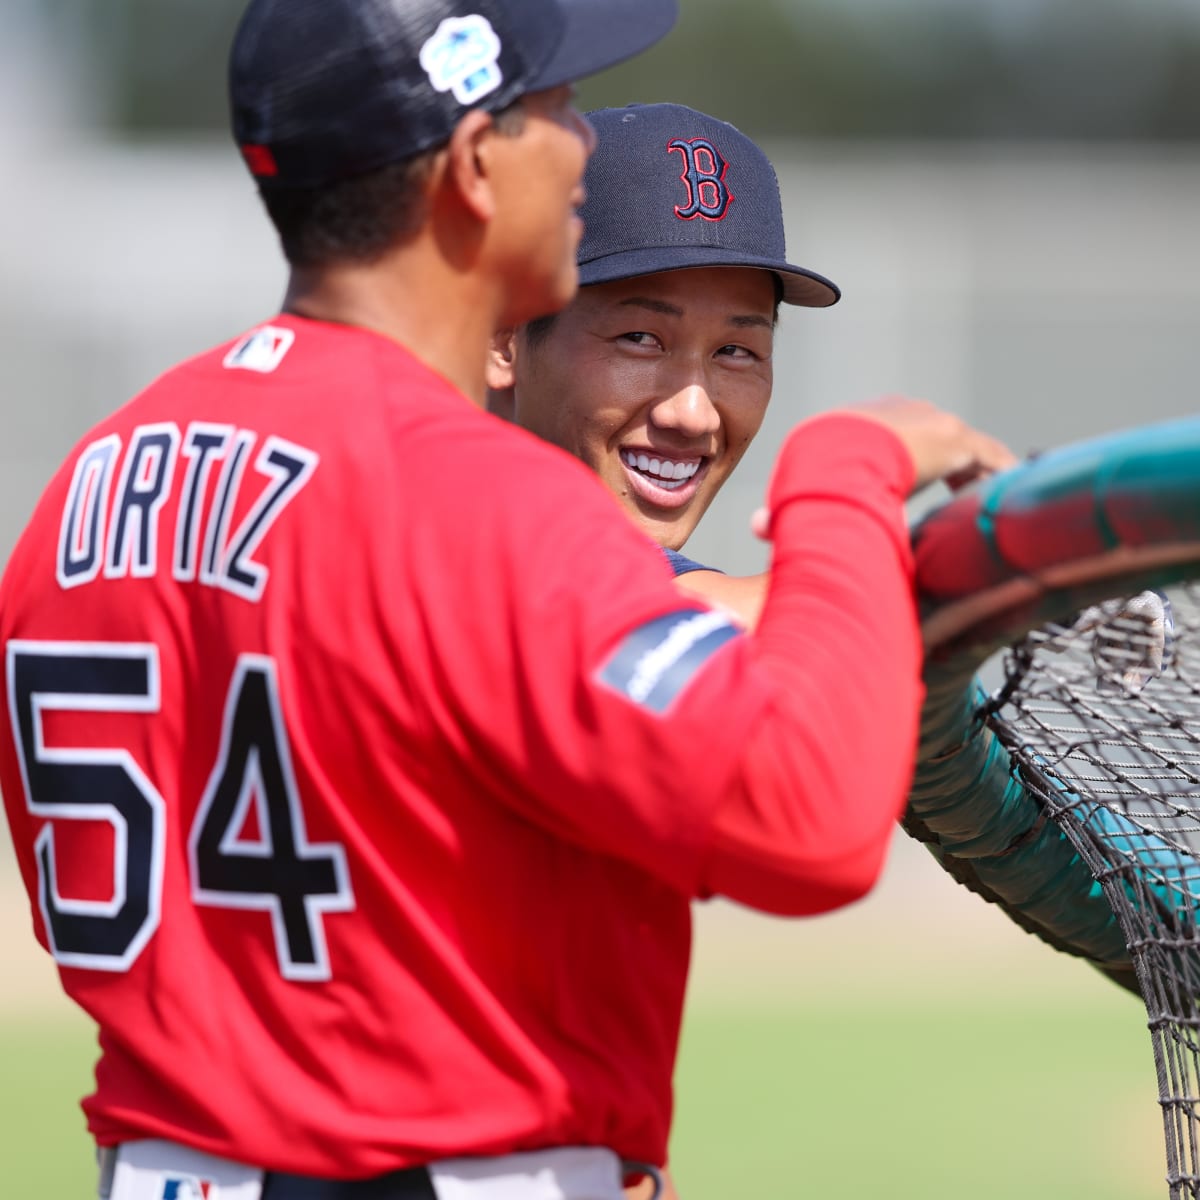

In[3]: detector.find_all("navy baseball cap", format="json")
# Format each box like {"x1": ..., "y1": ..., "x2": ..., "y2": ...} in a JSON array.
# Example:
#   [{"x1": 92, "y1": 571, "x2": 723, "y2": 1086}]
[
  {"x1": 230, "y1": 0, "x2": 679, "y2": 190},
  {"x1": 578, "y1": 104, "x2": 840, "y2": 307}
]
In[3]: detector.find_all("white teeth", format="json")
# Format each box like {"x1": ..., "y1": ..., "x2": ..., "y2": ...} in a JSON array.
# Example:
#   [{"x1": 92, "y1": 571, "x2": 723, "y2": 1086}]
[{"x1": 621, "y1": 449, "x2": 701, "y2": 485}]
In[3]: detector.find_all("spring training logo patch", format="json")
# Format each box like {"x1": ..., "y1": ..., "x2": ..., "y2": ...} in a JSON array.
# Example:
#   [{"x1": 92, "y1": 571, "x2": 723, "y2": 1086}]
[
  {"x1": 419, "y1": 15, "x2": 503, "y2": 105},
  {"x1": 667, "y1": 137, "x2": 733, "y2": 221},
  {"x1": 598, "y1": 608, "x2": 740, "y2": 714}
]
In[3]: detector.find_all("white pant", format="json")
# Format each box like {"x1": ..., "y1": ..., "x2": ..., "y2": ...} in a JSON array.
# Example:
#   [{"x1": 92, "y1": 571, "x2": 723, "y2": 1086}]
[{"x1": 99, "y1": 1140, "x2": 630, "y2": 1200}]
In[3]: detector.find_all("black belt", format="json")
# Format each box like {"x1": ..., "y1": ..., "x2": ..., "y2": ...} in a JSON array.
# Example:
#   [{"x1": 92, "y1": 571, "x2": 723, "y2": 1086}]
[{"x1": 261, "y1": 1165, "x2": 437, "y2": 1199}]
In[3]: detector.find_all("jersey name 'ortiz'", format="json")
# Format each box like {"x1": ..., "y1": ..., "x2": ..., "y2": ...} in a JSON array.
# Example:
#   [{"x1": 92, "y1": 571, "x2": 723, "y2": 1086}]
[{"x1": 0, "y1": 314, "x2": 921, "y2": 1177}]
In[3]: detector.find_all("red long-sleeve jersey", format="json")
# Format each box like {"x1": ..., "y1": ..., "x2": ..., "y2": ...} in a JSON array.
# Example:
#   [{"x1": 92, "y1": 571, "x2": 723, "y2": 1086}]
[{"x1": 0, "y1": 315, "x2": 920, "y2": 1175}]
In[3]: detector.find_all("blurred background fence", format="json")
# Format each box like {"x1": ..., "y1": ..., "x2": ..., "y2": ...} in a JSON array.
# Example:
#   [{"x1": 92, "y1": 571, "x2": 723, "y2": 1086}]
[
  {"x1": 4, "y1": 0, "x2": 1200, "y2": 570},
  {"x1": 3, "y1": 138, "x2": 1197, "y2": 572}
]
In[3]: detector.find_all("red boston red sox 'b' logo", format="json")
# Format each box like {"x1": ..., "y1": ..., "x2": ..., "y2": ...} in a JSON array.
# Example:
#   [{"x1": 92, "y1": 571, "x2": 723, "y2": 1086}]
[{"x1": 667, "y1": 137, "x2": 733, "y2": 221}]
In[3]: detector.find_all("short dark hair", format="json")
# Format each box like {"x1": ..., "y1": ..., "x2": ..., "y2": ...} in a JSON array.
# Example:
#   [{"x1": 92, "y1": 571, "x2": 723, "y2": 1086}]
[
  {"x1": 260, "y1": 156, "x2": 436, "y2": 269},
  {"x1": 261, "y1": 100, "x2": 528, "y2": 269},
  {"x1": 521, "y1": 311, "x2": 560, "y2": 347}
]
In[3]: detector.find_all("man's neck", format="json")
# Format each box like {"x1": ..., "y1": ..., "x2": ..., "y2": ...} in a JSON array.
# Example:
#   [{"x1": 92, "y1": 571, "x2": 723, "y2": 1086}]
[{"x1": 283, "y1": 244, "x2": 500, "y2": 407}]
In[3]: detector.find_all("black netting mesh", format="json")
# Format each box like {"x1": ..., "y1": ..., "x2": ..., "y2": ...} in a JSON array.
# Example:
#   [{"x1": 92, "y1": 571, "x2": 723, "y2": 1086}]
[{"x1": 990, "y1": 584, "x2": 1200, "y2": 1198}]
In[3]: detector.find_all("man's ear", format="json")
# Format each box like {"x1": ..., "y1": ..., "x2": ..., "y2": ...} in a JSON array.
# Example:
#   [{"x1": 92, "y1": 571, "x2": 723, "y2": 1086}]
[
  {"x1": 485, "y1": 328, "x2": 517, "y2": 420},
  {"x1": 444, "y1": 109, "x2": 499, "y2": 222},
  {"x1": 487, "y1": 328, "x2": 517, "y2": 387}
]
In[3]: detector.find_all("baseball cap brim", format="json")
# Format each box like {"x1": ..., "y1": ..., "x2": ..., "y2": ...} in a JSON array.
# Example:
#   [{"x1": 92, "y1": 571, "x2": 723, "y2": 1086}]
[
  {"x1": 528, "y1": 0, "x2": 680, "y2": 92},
  {"x1": 579, "y1": 245, "x2": 842, "y2": 308}
]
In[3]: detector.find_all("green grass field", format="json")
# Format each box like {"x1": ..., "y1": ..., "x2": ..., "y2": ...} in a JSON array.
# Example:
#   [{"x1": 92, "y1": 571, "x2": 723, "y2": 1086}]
[
  {"x1": 2, "y1": 1011, "x2": 98, "y2": 1192},
  {"x1": 671, "y1": 999, "x2": 1163, "y2": 1199},
  {"x1": 2, "y1": 992, "x2": 1165, "y2": 1199}
]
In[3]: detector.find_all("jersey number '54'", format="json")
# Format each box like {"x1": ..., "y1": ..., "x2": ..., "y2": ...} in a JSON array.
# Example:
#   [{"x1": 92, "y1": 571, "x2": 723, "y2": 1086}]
[{"x1": 5, "y1": 641, "x2": 354, "y2": 981}]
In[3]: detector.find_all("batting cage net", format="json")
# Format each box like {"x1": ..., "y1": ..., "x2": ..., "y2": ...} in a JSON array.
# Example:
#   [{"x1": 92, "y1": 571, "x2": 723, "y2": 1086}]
[{"x1": 988, "y1": 583, "x2": 1200, "y2": 1200}]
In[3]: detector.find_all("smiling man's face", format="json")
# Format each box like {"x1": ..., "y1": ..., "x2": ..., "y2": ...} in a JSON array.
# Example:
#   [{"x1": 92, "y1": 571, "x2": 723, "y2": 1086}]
[{"x1": 495, "y1": 266, "x2": 777, "y2": 551}]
